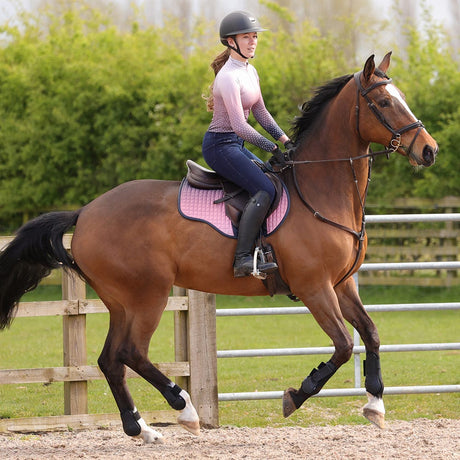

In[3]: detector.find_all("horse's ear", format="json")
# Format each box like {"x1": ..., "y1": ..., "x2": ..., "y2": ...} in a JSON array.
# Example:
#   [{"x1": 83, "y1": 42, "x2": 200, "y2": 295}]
[
  {"x1": 363, "y1": 55, "x2": 375, "y2": 82},
  {"x1": 377, "y1": 51, "x2": 392, "y2": 74}
]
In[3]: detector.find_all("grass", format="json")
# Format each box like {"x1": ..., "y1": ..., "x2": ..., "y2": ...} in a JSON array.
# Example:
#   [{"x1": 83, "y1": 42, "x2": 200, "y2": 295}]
[{"x1": 0, "y1": 284, "x2": 458, "y2": 426}]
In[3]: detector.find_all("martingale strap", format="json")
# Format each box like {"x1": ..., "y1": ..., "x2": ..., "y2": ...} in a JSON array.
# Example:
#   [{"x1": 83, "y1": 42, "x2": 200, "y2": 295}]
[{"x1": 291, "y1": 154, "x2": 371, "y2": 287}]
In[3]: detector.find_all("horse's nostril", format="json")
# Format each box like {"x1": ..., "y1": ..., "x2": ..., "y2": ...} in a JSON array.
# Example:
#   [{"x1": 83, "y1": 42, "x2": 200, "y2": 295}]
[{"x1": 423, "y1": 145, "x2": 435, "y2": 164}]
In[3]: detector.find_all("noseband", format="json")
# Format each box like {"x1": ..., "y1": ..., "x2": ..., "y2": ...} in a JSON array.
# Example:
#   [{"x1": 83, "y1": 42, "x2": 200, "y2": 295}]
[{"x1": 353, "y1": 71, "x2": 425, "y2": 158}]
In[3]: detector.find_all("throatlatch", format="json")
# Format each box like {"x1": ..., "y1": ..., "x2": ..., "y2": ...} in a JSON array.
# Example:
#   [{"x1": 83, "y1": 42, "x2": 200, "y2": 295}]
[{"x1": 364, "y1": 351, "x2": 384, "y2": 397}]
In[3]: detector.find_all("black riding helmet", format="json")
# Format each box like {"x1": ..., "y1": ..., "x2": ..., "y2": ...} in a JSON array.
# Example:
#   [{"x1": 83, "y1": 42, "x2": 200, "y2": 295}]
[{"x1": 219, "y1": 10, "x2": 267, "y2": 59}]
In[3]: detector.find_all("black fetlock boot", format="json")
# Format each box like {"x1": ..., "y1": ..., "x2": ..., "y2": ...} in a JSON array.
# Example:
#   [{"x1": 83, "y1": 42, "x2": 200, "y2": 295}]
[{"x1": 233, "y1": 190, "x2": 278, "y2": 278}]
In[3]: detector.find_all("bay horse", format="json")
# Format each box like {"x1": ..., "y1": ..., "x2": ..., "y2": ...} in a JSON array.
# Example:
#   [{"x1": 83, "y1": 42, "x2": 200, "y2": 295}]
[{"x1": 0, "y1": 53, "x2": 437, "y2": 443}]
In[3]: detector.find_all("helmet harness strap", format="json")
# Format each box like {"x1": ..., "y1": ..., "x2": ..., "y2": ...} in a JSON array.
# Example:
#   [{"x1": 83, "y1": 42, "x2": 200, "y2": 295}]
[{"x1": 226, "y1": 36, "x2": 250, "y2": 60}]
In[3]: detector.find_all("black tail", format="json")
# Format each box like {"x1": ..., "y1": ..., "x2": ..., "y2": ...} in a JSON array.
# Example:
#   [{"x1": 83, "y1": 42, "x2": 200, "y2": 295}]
[{"x1": 0, "y1": 210, "x2": 82, "y2": 330}]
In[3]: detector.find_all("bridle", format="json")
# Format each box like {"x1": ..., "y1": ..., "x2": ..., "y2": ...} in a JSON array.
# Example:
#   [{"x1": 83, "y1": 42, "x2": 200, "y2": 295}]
[
  {"x1": 353, "y1": 71, "x2": 425, "y2": 159},
  {"x1": 283, "y1": 70, "x2": 425, "y2": 286}
]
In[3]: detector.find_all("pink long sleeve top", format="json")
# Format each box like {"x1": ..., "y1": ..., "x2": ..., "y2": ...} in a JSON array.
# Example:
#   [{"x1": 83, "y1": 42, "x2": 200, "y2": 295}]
[{"x1": 207, "y1": 57, "x2": 285, "y2": 152}]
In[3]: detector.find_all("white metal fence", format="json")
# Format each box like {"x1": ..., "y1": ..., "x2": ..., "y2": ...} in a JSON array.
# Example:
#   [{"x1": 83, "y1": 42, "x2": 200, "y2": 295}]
[{"x1": 217, "y1": 213, "x2": 460, "y2": 402}]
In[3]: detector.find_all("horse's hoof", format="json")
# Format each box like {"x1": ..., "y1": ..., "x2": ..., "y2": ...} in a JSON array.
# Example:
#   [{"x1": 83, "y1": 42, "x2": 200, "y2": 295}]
[
  {"x1": 135, "y1": 421, "x2": 164, "y2": 444},
  {"x1": 363, "y1": 408, "x2": 385, "y2": 429},
  {"x1": 144, "y1": 432, "x2": 164, "y2": 444},
  {"x1": 363, "y1": 393, "x2": 385, "y2": 429},
  {"x1": 178, "y1": 419, "x2": 201, "y2": 436},
  {"x1": 282, "y1": 388, "x2": 298, "y2": 418},
  {"x1": 177, "y1": 389, "x2": 200, "y2": 435}
]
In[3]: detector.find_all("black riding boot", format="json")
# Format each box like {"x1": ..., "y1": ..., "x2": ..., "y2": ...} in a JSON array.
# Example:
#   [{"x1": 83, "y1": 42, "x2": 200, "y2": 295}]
[{"x1": 233, "y1": 190, "x2": 278, "y2": 278}]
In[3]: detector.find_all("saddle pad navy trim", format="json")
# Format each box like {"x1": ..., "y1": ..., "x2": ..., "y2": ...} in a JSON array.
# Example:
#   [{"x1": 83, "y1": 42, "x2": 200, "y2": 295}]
[{"x1": 178, "y1": 179, "x2": 290, "y2": 238}]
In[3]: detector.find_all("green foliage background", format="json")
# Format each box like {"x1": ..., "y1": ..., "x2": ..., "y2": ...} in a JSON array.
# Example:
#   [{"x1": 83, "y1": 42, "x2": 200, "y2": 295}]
[{"x1": 0, "y1": 3, "x2": 458, "y2": 230}]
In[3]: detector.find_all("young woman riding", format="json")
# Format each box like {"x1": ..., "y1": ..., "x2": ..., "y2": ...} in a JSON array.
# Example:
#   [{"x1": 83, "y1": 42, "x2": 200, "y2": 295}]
[{"x1": 202, "y1": 10, "x2": 292, "y2": 278}]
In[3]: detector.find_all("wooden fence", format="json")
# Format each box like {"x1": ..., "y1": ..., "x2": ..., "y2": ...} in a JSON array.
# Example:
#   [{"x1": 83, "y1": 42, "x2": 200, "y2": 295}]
[
  {"x1": 0, "y1": 201, "x2": 458, "y2": 432},
  {"x1": 362, "y1": 197, "x2": 459, "y2": 286},
  {"x1": 0, "y1": 241, "x2": 218, "y2": 432}
]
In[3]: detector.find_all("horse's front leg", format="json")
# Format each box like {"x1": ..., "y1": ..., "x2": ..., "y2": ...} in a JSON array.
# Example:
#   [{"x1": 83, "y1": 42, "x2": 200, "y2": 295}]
[
  {"x1": 283, "y1": 287, "x2": 354, "y2": 417},
  {"x1": 335, "y1": 278, "x2": 385, "y2": 428}
]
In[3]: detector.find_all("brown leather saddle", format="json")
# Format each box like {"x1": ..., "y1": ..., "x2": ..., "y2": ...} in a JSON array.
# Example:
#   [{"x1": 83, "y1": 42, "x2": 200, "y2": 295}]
[
  {"x1": 185, "y1": 160, "x2": 284, "y2": 230},
  {"x1": 185, "y1": 160, "x2": 298, "y2": 300}
]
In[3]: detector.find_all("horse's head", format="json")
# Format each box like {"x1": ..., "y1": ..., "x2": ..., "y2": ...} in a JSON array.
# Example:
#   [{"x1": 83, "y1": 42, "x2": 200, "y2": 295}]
[{"x1": 355, "y1": 52, "x2": 438, "y2": 167}]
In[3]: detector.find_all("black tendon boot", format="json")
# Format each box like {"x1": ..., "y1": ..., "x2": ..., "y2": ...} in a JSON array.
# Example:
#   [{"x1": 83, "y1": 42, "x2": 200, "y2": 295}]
[{"x1": 233, "y1": 190, "x2": 278, "y2": 278}]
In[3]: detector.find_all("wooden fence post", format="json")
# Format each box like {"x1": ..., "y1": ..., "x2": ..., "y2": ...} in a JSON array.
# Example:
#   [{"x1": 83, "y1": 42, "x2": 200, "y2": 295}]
[
  {"x1": 173, "y1": 286, "x2": 189, "y2": 392},
  {"x1": 187, "y1": 289, "x2": 218, "y2": 428},
  {"x1": 62, "y1": 269, "x2": 87, "y2": 415}
]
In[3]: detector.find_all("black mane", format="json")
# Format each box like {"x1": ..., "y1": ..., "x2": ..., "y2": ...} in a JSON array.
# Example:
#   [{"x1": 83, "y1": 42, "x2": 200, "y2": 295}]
[{"x1": 291, "y1": 74, "x2": 354, "y2": 142}]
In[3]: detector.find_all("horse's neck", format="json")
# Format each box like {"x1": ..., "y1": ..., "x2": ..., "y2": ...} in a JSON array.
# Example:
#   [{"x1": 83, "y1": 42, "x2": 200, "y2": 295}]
[
  {"x1": 309, "y1": 94, "x2": 368, "y2": 160},
  {"x1": 292, "y1": 108, "x2": 370, "y2": 224}
]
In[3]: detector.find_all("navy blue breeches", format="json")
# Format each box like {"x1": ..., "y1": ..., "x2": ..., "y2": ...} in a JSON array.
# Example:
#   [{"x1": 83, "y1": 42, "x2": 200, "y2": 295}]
[{"x1": 202, "y1": 131, "x2": 276, "y2": 203}]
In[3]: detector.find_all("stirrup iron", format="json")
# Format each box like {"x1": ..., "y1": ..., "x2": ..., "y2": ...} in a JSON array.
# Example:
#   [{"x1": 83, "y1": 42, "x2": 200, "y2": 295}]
[
  {"x1": 251, "y1": 247, "x2": 266, "y2": 279},
  {"x1": 251, "y1": 247, "x2": 277, "y2": 279}
]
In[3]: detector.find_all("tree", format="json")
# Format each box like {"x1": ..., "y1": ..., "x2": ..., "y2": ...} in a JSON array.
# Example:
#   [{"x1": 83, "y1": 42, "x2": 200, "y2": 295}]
[
  {"x1": 367, "y1": 8, "x2": 460, "y2": 201},
  {"x1": 0, "y1": 4, "x2": 213, "y2": 229}
]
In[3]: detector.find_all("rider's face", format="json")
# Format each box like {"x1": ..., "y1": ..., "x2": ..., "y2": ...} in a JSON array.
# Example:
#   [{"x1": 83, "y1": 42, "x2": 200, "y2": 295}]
[{"x1": 229, "y1": 32, "x2": 258, "y2": 59}]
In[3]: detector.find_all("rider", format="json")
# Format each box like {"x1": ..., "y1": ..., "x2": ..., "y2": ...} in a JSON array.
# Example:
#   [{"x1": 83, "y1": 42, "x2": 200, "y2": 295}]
[{"x1": 202, "y1": 10, "x2": 292, "y2": 278}]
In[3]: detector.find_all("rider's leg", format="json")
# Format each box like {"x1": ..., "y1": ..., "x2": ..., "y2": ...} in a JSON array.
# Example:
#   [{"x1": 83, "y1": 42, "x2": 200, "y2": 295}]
[
  {"x1": 203, "y1": 133, "x2": 277, "y2": 277},
  {"x1": 233, "y1": 190, "x2": 278, "y2": 277},
  {"x1": 202, "y1": 133, "x2": 275, "y2": 198}
]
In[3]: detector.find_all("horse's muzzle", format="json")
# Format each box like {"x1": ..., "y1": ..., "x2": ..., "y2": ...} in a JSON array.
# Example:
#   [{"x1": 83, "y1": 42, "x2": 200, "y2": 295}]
[
  {"x1": 410, "y1": 143, "x2": 438, "y2": 167},
  {"x1": 422, "y1": 144, "x2": 438, "y2": 166}
]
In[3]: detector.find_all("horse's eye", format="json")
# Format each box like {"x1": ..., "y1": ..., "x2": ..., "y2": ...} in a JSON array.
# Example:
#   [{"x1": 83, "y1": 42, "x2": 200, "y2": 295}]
[{"x1": 378, "y1": 98, "x2": 392, "y2": 108}]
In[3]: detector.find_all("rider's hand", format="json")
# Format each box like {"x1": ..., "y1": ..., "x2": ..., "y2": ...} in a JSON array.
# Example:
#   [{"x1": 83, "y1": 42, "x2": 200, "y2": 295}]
[
  {"x1": 284, "y1": 140, "x2": 294, "y2": 151},
  {"x1": 272, "y1": 146, "x2": 287, "y2": 162},
  {"x1": 265, "y1": 146, "x2": 289, "y2": 172}
]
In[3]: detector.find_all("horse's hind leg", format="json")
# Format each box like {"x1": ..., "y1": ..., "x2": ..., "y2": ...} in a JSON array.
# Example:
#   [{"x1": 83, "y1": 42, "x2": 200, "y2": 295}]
[
  {"x1": 336, "y1": 278, "x2": 385, "y2": 428},
  {"x1": 120, "y1": 309, "x2": 200, "y2": 437},
  {"x1": 97, "y1": 305, "x2": 164, "y2": 443},
  {"x1": 97, "y1": 295, "x2": 199, "y2": 443}
]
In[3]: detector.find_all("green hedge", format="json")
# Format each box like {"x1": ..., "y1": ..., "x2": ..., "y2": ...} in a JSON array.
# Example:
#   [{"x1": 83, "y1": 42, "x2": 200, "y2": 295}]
[{"x1": 0, "y1": 4, "x2": 458, "y2": 230}]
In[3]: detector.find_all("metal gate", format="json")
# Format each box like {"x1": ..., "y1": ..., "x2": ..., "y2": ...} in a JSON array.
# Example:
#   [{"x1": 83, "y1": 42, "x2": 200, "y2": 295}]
[{"x1": 217, "y1": 213, "x2": 460, "y2": 402}]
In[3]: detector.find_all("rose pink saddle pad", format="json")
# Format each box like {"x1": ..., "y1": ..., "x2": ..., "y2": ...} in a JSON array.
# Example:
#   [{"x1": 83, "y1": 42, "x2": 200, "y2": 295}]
[{"x1": 178, "y1": 180, "x2": 290, "y2": 238}]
